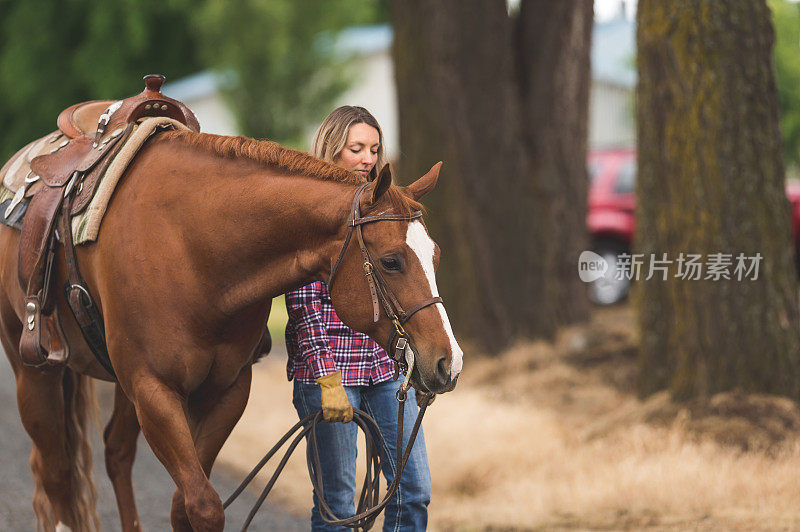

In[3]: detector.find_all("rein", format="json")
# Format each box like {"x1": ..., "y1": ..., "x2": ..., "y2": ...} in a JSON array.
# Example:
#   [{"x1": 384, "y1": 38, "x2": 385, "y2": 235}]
[
  {"x1": 223, "y1": 388, "x2": 432, "y2": 531},
  {"x1": 224, "y1": 182, "x2": 440, "y2": 529}
]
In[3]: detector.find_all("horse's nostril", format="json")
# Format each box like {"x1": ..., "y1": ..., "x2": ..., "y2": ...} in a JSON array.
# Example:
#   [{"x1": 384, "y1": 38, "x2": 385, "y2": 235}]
[{"x1": 435, "y1": 357, "x2": 450, "y2": 386}]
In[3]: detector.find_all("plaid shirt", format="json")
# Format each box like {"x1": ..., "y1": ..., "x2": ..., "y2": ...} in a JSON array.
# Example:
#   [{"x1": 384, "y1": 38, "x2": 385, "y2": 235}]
[{"x1": 285, "y1": 281, "x2": 396, "y2": 386}]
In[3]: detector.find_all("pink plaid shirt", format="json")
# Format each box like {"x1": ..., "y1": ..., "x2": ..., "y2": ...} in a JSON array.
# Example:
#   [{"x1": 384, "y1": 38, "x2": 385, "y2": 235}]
[{"x1": 285, "y1": 281, "x2": 396, "y2": 386}]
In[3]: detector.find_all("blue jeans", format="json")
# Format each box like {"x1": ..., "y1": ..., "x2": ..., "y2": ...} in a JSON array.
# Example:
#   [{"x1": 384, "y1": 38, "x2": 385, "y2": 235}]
[{"x1": 293, "y1": 378, "x2": 431, "y2": 531}]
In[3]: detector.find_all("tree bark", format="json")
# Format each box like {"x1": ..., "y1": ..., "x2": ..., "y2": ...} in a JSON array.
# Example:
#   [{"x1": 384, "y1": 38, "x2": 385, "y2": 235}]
[
  {"x1": 392, "y1": 1, "x2": 593, "y2": 351},
  {"x1": 517, "y1": 0, "x2": 593, "y2": 329},
  {"x1": 636, "y1": 0, "x2": 800, "y2": 399},
  {"x1": 392, "y1": 0, "x2": 520, "y2": 348}
]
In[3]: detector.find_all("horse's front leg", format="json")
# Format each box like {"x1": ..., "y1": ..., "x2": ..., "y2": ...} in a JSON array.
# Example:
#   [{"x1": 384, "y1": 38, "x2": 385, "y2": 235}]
[
  {"x1": 171, "y1": 364, "x2": 253, "y2": 530},
  {"x1": 104, "y1": 383, "x2": 143, "y2": 532},
  {"x1": 127, "y1": 373, "x2": 225, "y2": 532}
]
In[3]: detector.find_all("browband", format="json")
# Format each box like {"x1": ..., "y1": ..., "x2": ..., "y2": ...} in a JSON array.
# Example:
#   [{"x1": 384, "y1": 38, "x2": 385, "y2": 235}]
[
  {"x1": 349, "y1": 212, "x2": 423, "y2": 226},
  {"x1": 326, "y1": 182, "x2": 442, "y2": 371}
]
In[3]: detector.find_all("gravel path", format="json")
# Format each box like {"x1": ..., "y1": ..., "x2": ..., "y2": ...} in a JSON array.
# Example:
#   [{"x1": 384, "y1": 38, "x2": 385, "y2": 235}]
[{"x1": 0, "y1": 357, "x2": 305, "y2": 531}]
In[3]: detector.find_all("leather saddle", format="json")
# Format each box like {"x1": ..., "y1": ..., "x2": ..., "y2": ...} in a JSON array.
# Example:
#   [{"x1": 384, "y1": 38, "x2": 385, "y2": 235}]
[
  {"x1": 18, "y1": 74, "x2": 200, "y2": 373},
  {"x1": 57, "y1": 100, "x2": 117, "y2": 139}
]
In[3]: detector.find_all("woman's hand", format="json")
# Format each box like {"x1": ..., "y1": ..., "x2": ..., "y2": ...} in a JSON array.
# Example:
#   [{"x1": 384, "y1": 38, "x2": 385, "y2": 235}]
[{"x1": 315, "y1": 371, "x2": 353, "y2": 423}]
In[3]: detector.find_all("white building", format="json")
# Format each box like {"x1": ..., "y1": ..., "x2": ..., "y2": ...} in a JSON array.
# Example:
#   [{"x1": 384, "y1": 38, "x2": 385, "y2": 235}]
[
  {"x1": 163, "y1": 71, "x2": 239, "y2": 137},
  {"x1": 164, "y1": 16, "x2": 636, "y2": 153},
  {"x1": 590, "y1": 14, "x2": 636, "y2": 148}
]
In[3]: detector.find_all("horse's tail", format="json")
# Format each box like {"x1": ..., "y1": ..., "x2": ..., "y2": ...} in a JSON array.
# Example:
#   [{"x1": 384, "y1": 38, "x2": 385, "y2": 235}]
[{"x1": 31, "y1": 369, "x2": 100, "y2": 531}]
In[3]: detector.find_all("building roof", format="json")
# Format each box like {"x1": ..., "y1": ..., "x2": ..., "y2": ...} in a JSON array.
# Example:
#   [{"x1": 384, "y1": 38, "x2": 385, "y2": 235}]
[
  {"x1": 333, "y1": 24, "x2": 393, "y2": 56},
  {"x1": 592, "y1": 15, "x2": 636, "y2": 88},
  {"x1": 162, "y1": 70, "x2": 235, "y2": 101}
]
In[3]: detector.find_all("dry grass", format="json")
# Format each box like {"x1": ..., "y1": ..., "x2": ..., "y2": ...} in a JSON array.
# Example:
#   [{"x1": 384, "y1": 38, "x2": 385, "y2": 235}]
[{"x1": 218, "y1": 306, "x2": 800, "y2": 531}]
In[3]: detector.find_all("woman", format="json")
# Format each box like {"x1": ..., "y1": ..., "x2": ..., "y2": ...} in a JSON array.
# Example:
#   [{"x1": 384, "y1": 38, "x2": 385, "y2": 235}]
[{"x1": 285, "y1": 106, "x2": 431, "y2": 531}]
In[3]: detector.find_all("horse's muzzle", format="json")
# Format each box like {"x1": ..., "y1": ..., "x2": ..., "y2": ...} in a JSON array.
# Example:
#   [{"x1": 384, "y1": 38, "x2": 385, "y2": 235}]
[{"x1": 415, "y1": 356, "x2": 459, "y2": 394}]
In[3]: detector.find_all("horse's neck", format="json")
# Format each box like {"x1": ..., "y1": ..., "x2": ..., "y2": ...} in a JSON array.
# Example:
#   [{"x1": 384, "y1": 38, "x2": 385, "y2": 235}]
[
  {"x1": 166, "y1": 145, "x2": 353, "y2": 314},
  {"x1": 244, "y1": 175, "x2": 352, "y2": 290}
]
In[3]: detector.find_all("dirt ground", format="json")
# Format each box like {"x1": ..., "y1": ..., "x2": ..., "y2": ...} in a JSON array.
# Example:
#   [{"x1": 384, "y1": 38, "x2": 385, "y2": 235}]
[{"x1": 217, "y1": 305, "x2": 800, "y2": 531}]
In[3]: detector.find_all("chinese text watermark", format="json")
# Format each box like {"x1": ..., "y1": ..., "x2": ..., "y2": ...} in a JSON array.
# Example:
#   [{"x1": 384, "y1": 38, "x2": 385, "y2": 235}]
[{"x1": 578, "y1": 251, "x2": 762, "y2": 282}]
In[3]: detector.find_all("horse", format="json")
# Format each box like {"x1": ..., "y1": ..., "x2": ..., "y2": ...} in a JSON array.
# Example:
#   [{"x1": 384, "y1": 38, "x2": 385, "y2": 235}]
[{"x1": 0, "y1": 129, "x2": 463, "y2": 531}]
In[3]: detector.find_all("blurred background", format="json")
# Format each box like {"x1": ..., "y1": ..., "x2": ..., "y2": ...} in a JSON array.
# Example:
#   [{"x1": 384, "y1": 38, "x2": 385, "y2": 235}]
[{"x1": 3, "y1": 0, "x2": 800, "y2": 530}]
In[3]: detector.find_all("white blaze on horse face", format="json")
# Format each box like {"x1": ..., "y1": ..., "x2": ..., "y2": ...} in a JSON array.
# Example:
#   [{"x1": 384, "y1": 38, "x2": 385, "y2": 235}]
[
  {"x1": 55, "y1": 523, "x2": 72, "y2": 532},
  {"x1": 406, "y1": 221, "x2": 463, "y2": 377}
]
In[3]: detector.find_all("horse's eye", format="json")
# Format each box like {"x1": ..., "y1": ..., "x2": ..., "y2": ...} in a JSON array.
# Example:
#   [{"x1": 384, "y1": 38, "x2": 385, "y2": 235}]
[{"x1": 380, "y1": 256, "x2": 402, "y2": 272}]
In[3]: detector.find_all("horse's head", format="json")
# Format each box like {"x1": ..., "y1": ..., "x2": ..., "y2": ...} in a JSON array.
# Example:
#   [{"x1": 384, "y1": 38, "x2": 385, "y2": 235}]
[{"x1": 328, "y1": 162, "x2": 463, "y2": 395}]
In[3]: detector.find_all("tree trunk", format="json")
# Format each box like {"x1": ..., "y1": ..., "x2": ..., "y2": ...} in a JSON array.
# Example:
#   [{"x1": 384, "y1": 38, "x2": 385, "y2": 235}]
[
  {"x1": 391, "y1": 1, "x2": 593, "y2": 351},
  {"x1": 636, "y1": 0, "x2": 800, "y2": 399},
  {"x1": 392, "y1": 0, "x2": 521, "y2": 349},
  {"x1": 516, "y1": 0, "x2": 593, "y2": 328}
]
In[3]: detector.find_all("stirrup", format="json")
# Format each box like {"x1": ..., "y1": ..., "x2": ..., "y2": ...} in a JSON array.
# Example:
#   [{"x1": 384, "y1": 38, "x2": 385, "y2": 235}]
[{"x1": 19, "y1": 299, "x2": 69, "y2": 367}]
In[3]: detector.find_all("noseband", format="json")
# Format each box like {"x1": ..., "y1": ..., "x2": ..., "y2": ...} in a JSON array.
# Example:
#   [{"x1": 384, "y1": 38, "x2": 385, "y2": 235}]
[{"x1": 328, "y1": 182, "x2": 442, "y2": 381}]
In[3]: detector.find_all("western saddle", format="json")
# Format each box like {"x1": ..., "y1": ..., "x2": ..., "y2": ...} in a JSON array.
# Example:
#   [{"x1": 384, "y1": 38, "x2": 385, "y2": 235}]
[{"x1": 18, "y1": 74, "x2": 199, "y2": 375}]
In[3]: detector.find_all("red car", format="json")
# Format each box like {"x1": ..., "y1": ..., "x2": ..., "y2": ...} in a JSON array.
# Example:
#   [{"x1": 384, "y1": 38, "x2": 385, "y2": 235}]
[{"x1": 587, "y1": 148, "x2": 800, "y2": 304}]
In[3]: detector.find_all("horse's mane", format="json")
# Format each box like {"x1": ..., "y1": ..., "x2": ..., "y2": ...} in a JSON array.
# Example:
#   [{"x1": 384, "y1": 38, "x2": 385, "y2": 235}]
[
  {"x1": 161, "y1": 130, "x2": 423, "y2": 214},
  {"x1": 161, "y1": 130, "x2": 361, "y2": 183}
]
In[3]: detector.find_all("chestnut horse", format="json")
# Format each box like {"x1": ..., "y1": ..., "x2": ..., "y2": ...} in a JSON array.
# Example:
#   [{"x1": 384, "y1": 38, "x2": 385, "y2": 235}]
[{"x1": 0, "y1": 130, "x2": 463, "y2": 531}]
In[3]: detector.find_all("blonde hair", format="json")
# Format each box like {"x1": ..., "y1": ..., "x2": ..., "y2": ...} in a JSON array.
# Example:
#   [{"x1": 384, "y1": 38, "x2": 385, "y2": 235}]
[{"x1": 311, "y1": 106, "x2": 386, "y2": 181}]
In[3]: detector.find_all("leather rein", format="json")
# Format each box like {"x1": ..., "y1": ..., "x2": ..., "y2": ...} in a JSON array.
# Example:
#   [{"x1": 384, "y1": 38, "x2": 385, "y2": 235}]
[
  {"x1": 328, "y1": 182, "x2": 442, "y2": 384},
  {"x1": 224, "y1": 395, "x2": 432, "y2": 531},
  {"x1": 223, "y1": 182, "x2": 440, "y2": 530}
]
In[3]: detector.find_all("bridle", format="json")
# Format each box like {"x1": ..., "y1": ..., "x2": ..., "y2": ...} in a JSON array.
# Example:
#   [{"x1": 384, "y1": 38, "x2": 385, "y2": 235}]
[
  {"x1": 223, "y1": 182, "x2": 442, "y2": 530},
  {"x1": 328, "y1": 182, "x2": 442, "y2": 388}
]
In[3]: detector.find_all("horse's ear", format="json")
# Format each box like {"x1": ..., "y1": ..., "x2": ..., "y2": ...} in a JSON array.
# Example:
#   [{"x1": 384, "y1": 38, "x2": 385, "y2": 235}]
[
  {"x1": 404, "y1": 162, "x2": 442, "y2": 201},
  {"x1": 368, "y1": 163, "x2": 393, "y2": 204}
]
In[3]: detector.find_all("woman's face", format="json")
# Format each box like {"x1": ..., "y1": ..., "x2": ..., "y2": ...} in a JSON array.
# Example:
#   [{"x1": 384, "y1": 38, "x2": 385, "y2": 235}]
[{"x1": 334, "y1": 122, "x2": 380, "y2": 177}]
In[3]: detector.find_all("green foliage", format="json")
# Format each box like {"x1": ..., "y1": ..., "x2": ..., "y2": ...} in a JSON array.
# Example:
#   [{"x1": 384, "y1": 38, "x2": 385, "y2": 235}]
[
  {"x1": 193, "y1": 0, "x2": 387, "y2": 146},
  {"x1": 0, "y1": 0, "x2": 203, "y2": 161},
  {"x1": 771, "y1": 0, "x2": 800, "y2": 171},
  {"x1": 0, "y1": 0, "x2": 388, "y2": 158}
]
